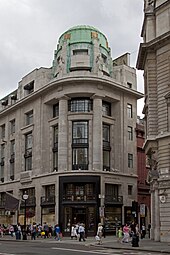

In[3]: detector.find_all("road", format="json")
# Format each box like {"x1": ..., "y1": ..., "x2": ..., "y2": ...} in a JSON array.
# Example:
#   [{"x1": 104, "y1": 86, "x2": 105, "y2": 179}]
[{"x1": 0, "y1": 241, "x2": 166, "y2": 255}]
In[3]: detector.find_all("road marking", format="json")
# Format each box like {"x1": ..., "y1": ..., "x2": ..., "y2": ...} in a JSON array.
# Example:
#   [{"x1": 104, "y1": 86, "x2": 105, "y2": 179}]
[{"x1": 52, "y1": 247, "x2": 114, "y2": 254}]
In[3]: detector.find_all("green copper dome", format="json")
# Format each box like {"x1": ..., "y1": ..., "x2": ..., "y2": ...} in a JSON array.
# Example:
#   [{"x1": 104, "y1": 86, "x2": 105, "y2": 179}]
[{"x1": 58, "y1": 25, "x2": 109, "y2": 51}]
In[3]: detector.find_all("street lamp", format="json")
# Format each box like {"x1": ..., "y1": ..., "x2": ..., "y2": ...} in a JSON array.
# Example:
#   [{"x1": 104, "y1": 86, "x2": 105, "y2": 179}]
[{"x1": 23, "y1": 192, "x2": 29, "y2": 230}]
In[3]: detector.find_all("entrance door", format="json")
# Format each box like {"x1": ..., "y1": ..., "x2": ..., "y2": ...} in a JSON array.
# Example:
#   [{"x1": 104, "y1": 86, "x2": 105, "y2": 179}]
[{"x1": 72, "y1": 207, "x2": 86, "y2": 225}]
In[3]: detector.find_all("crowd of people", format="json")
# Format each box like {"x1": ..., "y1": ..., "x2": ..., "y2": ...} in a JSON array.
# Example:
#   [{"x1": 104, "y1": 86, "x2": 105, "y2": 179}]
[
  {"x1": 0, "y1": 221, "x2": 150, "y2": 247},
  {"x1": 0, "y1": 222, "x2": 62, "y2": 241}
]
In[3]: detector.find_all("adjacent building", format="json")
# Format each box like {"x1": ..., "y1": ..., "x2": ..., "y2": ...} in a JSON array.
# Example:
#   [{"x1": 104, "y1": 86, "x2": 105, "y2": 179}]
[
  {"x1": 136, "y1": 117, "x2": 150, "y2": 228},
  {"x1": 0, "y1": 25, "x2": 142, "y2": 235},
  {"x1": 137, "y1": 0, "x2": 170, "y2": 242}
]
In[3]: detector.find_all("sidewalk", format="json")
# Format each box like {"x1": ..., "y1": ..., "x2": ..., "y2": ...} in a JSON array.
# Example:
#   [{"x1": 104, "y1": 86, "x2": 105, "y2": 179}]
[{"x1": 0, "y1": 234, "x2": 170, "y2": 254}]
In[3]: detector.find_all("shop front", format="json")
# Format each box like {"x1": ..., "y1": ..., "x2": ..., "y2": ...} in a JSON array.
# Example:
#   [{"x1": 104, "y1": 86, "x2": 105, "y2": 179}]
[{"x1": 59, "y1": 175, "x2": 100, "y2": 236}]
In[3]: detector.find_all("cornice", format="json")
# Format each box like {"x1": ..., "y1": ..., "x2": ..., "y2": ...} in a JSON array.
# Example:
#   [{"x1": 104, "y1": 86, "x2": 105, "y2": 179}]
[{"x1": 137, "y1": 31, "x2": 170, "y2": 70}]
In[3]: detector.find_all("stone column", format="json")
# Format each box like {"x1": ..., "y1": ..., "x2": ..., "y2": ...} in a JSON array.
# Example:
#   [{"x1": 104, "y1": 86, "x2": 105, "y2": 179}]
[
  {"x1": 92, "y1": 96, "x2": 102, "y2": 171},
  {"x1": 150, "y1": 186, "x2": 154, "y2": 240},
  {"x1": 154, "y1": 180, "x2": 160, "y2": 241},
  {"x1": 58, "y1": 97, "x2": 68, "y2": 172}
]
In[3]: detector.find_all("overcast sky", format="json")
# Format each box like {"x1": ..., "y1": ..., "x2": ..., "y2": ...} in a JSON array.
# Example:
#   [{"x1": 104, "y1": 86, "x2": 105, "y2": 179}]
[{"x1": 0, "y1": 0, "x2": 144, "y2": 116}]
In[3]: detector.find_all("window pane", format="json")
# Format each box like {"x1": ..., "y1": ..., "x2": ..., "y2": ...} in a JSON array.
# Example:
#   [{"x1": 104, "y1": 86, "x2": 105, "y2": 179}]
[
  {"x1": 102, "y1": 101, "x2": 111, "y2": 116},
  {"x1": 53, "y1": 104, "x2": 59, "y2": 117},
  {"x1": 69, "y1": 98, "x2": 92, "y2": 112},
  {"x1": 72, "y1": 148, "x2": 88, "y2": 170},
  {"x1": 103, "y1": 150, "x2": 110, "y2": 170},
  {"x1": 127, "y1": 104, "x2": 132, "y2": 118}
]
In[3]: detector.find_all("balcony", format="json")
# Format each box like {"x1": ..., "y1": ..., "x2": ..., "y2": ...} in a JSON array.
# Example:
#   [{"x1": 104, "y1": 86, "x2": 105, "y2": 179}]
[
  {"x1": 41, "y1": 196, "x2": 55, "y2": 206},
  {"x1": 20, "y1": 196, "x2": 36, "y2": 207},
  {"x1": 63, "y1": 194, "x2": 96, "y2": 202},
  {"x1": 105, "y1": 195, "x2": 123, "y2": 204}
]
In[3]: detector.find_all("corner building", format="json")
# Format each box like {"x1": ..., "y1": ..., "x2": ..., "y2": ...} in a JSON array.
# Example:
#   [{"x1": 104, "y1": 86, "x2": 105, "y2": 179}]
[
  {"x1": 137, "y1": 1, "x2": 170, "y2": 242},
  {"x1": 0, "y1": 25, "x2": 142, "y2": 235}
]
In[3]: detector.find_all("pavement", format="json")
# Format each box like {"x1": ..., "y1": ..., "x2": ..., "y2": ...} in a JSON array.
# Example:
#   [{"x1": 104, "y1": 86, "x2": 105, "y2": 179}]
[{"x1": 0, "y1": 234, "x2": 170, "y2": 254}]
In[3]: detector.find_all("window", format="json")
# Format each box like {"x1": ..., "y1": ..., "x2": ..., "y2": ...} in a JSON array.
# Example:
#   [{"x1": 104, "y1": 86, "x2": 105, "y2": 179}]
[
  {"x1": 53, "y1": 126, "x2": 58, "y2": 171},
  {"x1": 1, "y1": 124, "x2": 5, "y2": 139},
  {"x1": 102, "y1": 54, "x2": 107, "y2": 64},
  {"x1": 45, "y1": 185, "x2": 55, "y2": 198},
  {"x1": 72, "y1": 121, "x2": 88, "y2": 170},
  {"x1": 10, "y1": 119, "x2": 15, "y2": 134},
  {"x1": 73, "y1": 49, "x2": 88, "y2": 55},
  {"x1": 0, "y1": 144, "x2": 5, "y2": 182},
  {"x1": 128, "y1": 153, "x2": 133, "y2": 168},
  {"x1": 102, "y1": 101, "x2": 111, "y2": 116},
  {"x1": 103, "y1": 124, "x2": 111, "y2": 171},
  {"x1": 25, "y1": 133, "x2": 32, "y2": 171},
  {"x1": 68, "y1": 98, "x2": 92, "y2": 113},
  {"x1": 128, "y1": 185, "x2": 133, "y2": 195},
  {"x1": 26, "y1": 110, "x2": 33, "y2": 125},
  {"x1": 128, "y1": 126, "x2": 133, "y2": 140},
  {"x1": 53, "y1": 103, "x2": 59, "y2": 118},
  {"x1": 127, "y1": 104, "x2": 132, "y2": 118},
  {"x1": 10, "y1": 140, "x2": 15, "y2": 179}
]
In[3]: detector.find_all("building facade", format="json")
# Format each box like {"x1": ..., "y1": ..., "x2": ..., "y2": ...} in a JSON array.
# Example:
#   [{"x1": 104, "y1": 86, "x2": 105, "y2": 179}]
[
  {"x1": 137, "y1": 0, "x2": 170, "y2": 242},
  {"x1": 0, "y1": 25, "x2": 142, "y2": 235}
]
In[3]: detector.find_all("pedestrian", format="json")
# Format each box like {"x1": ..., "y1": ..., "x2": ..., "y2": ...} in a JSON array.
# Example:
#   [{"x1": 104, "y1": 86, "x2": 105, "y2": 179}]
[
  {"x1": 78, "y1": 223, "x2": 86, "y2": 242},
  {"x1": 54, "y1": 224, "x2": 61, "y2": 241},
  {"x1": 0, "y1": 225, "x2": 4, "y2": 238},
  {"x1": 71, "y1": 225, "x2": 77, "y2": 240},
  {"x1": 122, "y1": 223, "x2": 130, "y2": 243},
  {"x1": 96, "y1": 223, "x2": 103, "y2": 244},
  {"x1": 31, "y1": 222, "x2": 37, "y2": 240},
  {"x1": 141, "y1": 223, "x2": 146, "y2": 239},
  {"x1": 117, "y1": 227, "x2": 123, "y2": 243},
  {"x1": 43, "y1": 222, "x2": 49, "y2": 238},
  {"x1": 9, "y1": 225, "x2": 14, "y2": 237}
]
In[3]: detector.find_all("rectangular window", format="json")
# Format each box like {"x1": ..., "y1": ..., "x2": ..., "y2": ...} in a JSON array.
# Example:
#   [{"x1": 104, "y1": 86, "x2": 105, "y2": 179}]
[
  {"x1": 127, "y1": 104, "x2": 133, "y2": 118},
  {"x1": 128, "y1": 153, "x2": 133, "y2": 168},
  {"x1": 10, "y1": 119, "x2": 15, "y2": 134},
  {"x1": 53, "y1": 103, "x2": 59, "y2": 118},
  {"x1": 128, "y1": 126, "x2": 133, "y2": 140},
  {"x1": 26, "y1": 110, "x2": 33, "y2": 126},
  {"x1": 72, "y1": 148, "x2": 88, "y2": 170},
  {"x1": 68, "y1": 98, "x2": 92, "y2": 113},
  {"x1": 73, "y1": 49, "x2": 88, "y2": 55},
  {"x1": 72, "y1": 121, "x2": 89, "y2": 170},
  {"x1": 0, "y1": 144, "x2": 5, "y2": 182},
  {"x1": 24, "y1": 81, "x2": 34, "y2": 94},
  {"x1": 10, "y1": 140, "x2": 15, "y2": 178},
  {"x1": 25, "y1": 133, "x2": 32, "y2": 171},
  {"x1": 72, "y1": 121, "x2": 88, "y2": 144},
  {"x1": 103, "y1": 124, "x2": 110, "y2": 171},
  {"x1": 53, "y1": 126, "x2": 58, "y2": 171},
  {"x1": 102, "y1": 101, "x2": 111, "y2": 116},
  {"x1": 1, "y1": 124, "x2": 5, "y2": 139},
  {"x1": 128, "y1": 185, "x2": 133, "y2": 195}
]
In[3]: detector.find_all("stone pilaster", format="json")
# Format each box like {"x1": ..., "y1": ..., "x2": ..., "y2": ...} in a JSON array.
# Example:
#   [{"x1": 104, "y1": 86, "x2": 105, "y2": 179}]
[
  {"x1": 92, "y1": 96, "x2": 102, "y2": 171},
  {"x1": 154, "y1": 180, "x2": 160, "y2": 241},
  {"x1": 58, "y1": 97, "x2": 68, "y2": 172}
]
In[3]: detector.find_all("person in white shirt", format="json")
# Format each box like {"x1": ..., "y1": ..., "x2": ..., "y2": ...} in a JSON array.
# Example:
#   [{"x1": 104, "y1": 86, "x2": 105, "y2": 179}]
[
  {"x1": 78, "y1": 223, "x2": 85, "y2": 241},
  {"x1": 97, "y1": 223, "x2": 103, "y2": 244}
]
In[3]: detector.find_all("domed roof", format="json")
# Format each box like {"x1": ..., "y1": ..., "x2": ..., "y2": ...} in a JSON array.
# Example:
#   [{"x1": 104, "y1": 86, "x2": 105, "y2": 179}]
[{"x1": 58, "y1": 25, "x2": 109, "y2": 51}]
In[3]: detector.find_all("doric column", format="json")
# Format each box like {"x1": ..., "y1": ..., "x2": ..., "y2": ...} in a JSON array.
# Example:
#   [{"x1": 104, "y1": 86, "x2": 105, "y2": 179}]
[
  {"x1": 92, "y1": 96, "x2": 102, "y2": 171},
  {"x1": 58, "y1": 96, "x2": 68, "y2": 171}
]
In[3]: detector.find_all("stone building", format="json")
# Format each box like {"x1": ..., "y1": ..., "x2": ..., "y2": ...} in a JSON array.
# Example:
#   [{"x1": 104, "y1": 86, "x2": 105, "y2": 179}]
[
  {"x1": 0, "y1": 25, "x2": 142, "y2": 235},
  {"x1": 137, "y1": 0, "x2": 170, "y2": 242}
]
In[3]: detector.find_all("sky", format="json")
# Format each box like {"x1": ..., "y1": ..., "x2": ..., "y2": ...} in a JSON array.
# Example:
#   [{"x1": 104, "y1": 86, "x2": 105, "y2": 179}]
[{"x1": 0, "y1": 0, "x2": 144, "y2": 116}]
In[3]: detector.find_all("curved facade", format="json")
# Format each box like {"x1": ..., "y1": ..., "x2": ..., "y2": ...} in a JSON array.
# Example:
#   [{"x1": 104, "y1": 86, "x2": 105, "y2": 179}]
[{"x1": 0, "y1": 25, "x2": 142, "y2": 235}]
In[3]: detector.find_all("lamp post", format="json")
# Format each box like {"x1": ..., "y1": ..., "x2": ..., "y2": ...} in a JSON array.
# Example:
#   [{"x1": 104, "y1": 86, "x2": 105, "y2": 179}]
[{"x1": 23, "y1": 192, "x2": 29, "y2": 231}]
